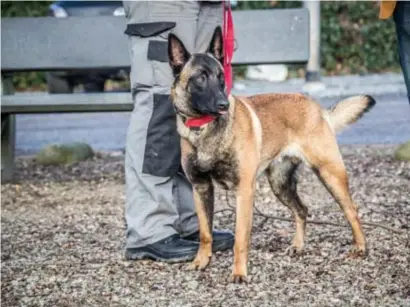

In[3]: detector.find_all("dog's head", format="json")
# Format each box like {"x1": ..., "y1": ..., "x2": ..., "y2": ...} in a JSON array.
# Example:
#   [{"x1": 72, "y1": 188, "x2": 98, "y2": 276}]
[{"x1": 168, "y1": 26, "x2": 229, "y2": 118}]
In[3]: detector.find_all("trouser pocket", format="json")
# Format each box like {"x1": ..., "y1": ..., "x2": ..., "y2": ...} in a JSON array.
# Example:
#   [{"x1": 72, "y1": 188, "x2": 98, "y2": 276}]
[
  {"x1": 142, "y1": 93, "x2": 181, "y2": 178},
  {"x1": 125, "y1": 22, "x2": 181, "y2": 178},
  {"x1": 125, "y1": 22, "x2": 176, "y2": 88}
]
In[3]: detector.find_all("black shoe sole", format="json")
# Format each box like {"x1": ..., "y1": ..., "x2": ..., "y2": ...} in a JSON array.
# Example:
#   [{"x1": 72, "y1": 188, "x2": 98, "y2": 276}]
[{"x1": 125, "y1": 250, "x2": 196, "y2": 263}]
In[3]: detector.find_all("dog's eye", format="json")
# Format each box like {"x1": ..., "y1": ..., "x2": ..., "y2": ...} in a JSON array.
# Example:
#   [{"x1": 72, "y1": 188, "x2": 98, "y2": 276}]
[{"x1": 196, "y1": 73, "x2": 206, "y2": 85}]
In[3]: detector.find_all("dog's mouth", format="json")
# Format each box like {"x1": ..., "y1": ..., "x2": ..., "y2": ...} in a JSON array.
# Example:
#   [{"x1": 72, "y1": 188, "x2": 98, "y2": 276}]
[
  {"x1": 191, "y1": 108, "x2": 220, "y2": 117},
  {"x1": 189, "y1": 98, "x2": 230, "y2": 118},
  {"x1": 193, "y1": 105, "x2": 229, "y2": 117},
  {"x1": 198, "y1": 110, "x2": 228, "y2": 117}
]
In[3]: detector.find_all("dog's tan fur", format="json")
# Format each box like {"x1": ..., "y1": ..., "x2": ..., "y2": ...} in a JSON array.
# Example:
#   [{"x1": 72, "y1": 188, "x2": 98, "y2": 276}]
[{"x1": 168, "y1": 27, "x2": 375, "y2": 282}]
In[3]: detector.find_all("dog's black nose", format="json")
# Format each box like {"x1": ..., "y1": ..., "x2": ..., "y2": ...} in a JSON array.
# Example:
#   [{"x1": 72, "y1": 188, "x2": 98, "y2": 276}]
[{"x1": 217, "y1": 100, "x2": 229, "y2": 112}]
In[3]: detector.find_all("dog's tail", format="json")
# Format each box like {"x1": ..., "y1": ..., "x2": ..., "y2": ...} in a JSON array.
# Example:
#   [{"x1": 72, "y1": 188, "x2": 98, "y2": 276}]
[{"x1": 324, "y1": 95, "x2": 376, "y2": 133}]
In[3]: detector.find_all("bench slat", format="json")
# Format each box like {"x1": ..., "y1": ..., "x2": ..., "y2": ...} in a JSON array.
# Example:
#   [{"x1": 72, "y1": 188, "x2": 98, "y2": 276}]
[
  {"x1": 231, "y1": 9, "x2": 310, "y2": 65},
  {"x1": 1, "y1": 8, "x2": 309, "y2": 72},
  {"x1": 1, "y1": 93, "x2": 133, "y2": 114}
]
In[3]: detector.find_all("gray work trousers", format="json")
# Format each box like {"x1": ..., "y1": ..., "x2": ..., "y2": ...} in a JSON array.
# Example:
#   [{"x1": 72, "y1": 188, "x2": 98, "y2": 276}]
[{"x1": 122, "y1": 1, "x2": 223, "y2": 248}]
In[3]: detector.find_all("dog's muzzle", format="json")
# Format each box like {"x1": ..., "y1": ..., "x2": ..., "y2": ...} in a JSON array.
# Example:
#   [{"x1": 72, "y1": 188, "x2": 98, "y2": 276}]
[{"x1": 217, "y1": 100, "x2": 229, "y2": 114}]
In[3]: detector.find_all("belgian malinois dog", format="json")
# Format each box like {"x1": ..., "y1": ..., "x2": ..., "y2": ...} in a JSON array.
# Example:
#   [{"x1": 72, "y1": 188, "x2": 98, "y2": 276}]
[{"x1": 167, "y1": 26, "x2": 375, "y2": 282}]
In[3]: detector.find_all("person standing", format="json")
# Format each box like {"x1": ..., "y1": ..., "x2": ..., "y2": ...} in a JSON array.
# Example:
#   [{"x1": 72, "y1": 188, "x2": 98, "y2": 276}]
[
  {"x1": 380, "y1": 0, "x2": 410, "y2": 104},
  {"x1": 122, "y1": 0, "x2": 235, "y2": 262}
]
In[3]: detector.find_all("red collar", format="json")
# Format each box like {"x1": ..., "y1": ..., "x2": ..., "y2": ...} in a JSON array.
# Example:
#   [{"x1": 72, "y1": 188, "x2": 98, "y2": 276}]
[{"x1": 184, "y1": 115, "x2": 216, "y2": 128}]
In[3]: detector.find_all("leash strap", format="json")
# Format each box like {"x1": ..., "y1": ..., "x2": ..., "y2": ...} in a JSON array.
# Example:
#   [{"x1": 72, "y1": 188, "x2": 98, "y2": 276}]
[{"x1": 223, "y1": 0, "x2": 234, "y2": 96}]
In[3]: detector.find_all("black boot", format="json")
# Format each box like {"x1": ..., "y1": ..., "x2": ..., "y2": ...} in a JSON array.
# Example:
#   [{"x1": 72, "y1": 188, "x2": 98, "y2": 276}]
[
  {"x1": 125, "y1": 234, "x2": 199, "y2": 263},
  {"x1": 183, "y1": 230, "x2": 234, "y2": 252}
]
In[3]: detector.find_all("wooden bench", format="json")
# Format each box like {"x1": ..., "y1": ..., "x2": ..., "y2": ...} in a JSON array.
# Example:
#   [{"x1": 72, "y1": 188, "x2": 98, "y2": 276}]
[{"x1": 1, "y1": 8, "x2": 310, "y2": 182}]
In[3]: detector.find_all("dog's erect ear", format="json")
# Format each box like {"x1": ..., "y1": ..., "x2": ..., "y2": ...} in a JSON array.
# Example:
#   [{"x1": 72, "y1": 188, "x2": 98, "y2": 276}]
[
  {"x1": 168, "y1": 33, "x2": 190, "y2": 76},
  {"x1": 207, "y1": 26, "x2": 224, "y2": 64}
]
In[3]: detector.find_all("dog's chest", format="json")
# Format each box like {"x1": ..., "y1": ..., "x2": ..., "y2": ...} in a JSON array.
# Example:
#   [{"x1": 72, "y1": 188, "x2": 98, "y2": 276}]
[{"x1": 187, "y1": 149, "x2": 239, "y2": 190}]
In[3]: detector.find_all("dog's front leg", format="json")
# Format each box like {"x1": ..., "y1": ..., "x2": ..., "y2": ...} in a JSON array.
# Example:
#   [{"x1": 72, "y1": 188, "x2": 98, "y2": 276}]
[
  {"x1": 231, "y1": 178, "x2": 255, "y2": 283},
  {"x1": 190, "y1": 179, "x2": 214, "y2": 270}
]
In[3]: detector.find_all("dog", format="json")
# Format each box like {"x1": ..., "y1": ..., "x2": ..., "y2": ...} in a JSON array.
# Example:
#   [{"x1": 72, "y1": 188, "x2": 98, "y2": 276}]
[{"x1": 167, "y1": 26, "x2": 375, "y2": 283}]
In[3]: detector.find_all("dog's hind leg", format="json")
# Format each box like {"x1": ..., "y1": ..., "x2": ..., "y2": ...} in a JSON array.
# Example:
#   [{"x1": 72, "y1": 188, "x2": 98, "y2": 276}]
[
  {"x1": 313, "y1": 161, "x2": 366, "y2": 256},
  {"x1": 304, "y1": 134, "x2": 367, "y2": 256},
  {"x1": 190, "y1": 179, "x2": 215, "y2": 270},
  {"x1": 266, "y1": 159, "x2": 308, "y2": 255}
]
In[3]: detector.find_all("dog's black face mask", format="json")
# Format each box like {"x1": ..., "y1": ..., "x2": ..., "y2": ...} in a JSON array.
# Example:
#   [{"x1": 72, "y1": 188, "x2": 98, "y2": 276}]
[
  {"x1": 188, "y1": 54, "x2": 228, "y2": 116},
  {"x1": 168, "y1": 26, "x2": 230, "y2": 117}
]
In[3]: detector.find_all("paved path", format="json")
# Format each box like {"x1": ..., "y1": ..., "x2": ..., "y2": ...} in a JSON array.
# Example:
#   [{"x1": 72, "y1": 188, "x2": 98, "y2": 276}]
[
  {"x1": 14, "y1": 93, "x2": 410, "y2": 156},
  {"x1": 14, "y1": 73, "x2": 410, "y2": 156}
]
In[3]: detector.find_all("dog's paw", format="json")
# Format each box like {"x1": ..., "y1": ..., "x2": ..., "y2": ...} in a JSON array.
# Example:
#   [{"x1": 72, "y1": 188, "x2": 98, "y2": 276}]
[
  {"x1": 230, "y1": 273, "x2": 248, "y2": 284},
  {"x1": 230, "y1": 265, "x2": 248, "y2": 283},
  {"x1": 345, "y1": 245, "x2": 367, "y2": 259},
  {"x1": 190, "y1": 254, "x2": 211, "y2": 271},
  {"x1": 284, "y1": 245, "x2": 304, "y2": 257}
]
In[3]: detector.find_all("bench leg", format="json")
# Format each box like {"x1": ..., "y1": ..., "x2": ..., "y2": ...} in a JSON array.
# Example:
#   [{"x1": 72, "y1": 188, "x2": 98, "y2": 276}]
[
  {"x1": 1, "y1": 114, "x2": 16, "y2": 183},
  {"x1": 303, "y1": 0, "x2": 321, "y2": 82}
]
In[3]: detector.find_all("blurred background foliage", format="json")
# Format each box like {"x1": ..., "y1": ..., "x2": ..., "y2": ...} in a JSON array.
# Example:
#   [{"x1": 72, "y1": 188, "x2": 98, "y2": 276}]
[
  {"x1": 1, "y1": 0, "x2": 50, "y2": 17},
  {"x1": 1, "y1": 0, "x2": 401, "y2": 90}
]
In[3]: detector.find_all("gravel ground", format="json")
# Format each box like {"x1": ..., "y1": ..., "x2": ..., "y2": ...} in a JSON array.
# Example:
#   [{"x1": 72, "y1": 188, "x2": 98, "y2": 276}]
[{"x1": 2, "y1": 145, "x2": 410, "y2": 307}]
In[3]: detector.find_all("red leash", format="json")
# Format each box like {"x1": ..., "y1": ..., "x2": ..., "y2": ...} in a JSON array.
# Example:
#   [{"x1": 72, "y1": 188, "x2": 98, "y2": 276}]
[
  {"x1": 223, "y1": 0, "x2": 234, "y2": 96},
  {"x1": 184, "y1": 1, "x2": 234, "y2": 129}
]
